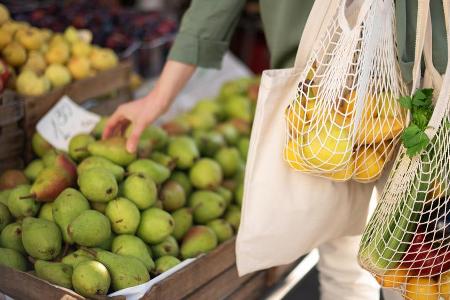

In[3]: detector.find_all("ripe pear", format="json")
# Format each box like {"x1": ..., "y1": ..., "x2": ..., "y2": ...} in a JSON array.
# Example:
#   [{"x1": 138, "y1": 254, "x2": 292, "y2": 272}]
[
  {"x1": 151, "y1": 235, "x2": 179, "y2": 259},
  {"x1": 38, "y1": 202, "x2": 54, "y2": 222},
  {"x1": 2, "y1": 41, "x2": 26, "y2": 67},
  {"x1": 31, "y1": 132, "x2": 53, "y2": 158},
  {"x1": 193, "y1": 99, "x2": 225, "y2": 120},
  {"x1": 193, "y1": 130, "x2": 226, "y2": 157},
  {"x1": 216, "y1": 123, "x2": 240, "y2": 145},
  {"x1": 170, "y1": 171, "x2": 192, "y2": 196},
  {"x1": 238, "y1": 137, "x2": 250, "y2": 161},
  {"x1": 207, "y1": 219, "x2": 234, "y2": 243},
  {"x1": 97, "y1": 232, "x2": 115, "y2": 251},
  {"x1": 77, "y1": 156, "x2": 124, "y2": 182},
  {"x1": 167, "y1": 136, "x2": 199, "y2": 169},
  {"x1": 35, "y1": 260, "x2": 73, "y2": 289},
  {"x1": 72, "y1": 261, "x2": 110, "y2": 297},
  {"x1": 61, "y1": 249, "x2": 93, "y2": 268},
  {"x1": 7, "y1": 185, "x2": 40, "y2": 218},
  {"x1": 78, "y1": 168, "x2": 118, "y2": 202},
  {"x1": 0, "y1": 203, "x2": 11, "y2": 231},
  {"x1": 171, "y1": 208, "x2": 193, "y2": 241},
  {"x1": 0, "y1": 222, "x2": 25, "y2": 253},
  {"x1": 90, "y1": 48, "x2": 118, "y2": 71},
  {"x1": 22, "y1": 51, "x2": 47, "y2": 74},
  {"x1": 90, "y1": 201, "x2": 108, "y2": 214},
  {"x1": 0, "y1": 190, "x2": 9, "y2": 206},
  {"x1": 160, "y1": 180, "x2": 186, "y2": 212},
  {"x1": 137, "y1": 208, "x2": 175, "y2": 244},
  {"x1": 30, "y1": 166, "x2": 73, "y2": 202},
  {"x1": 214, "y1": 147, "x2": 242, "y2": 178},
  {"x1": 68, "y1": 210, "x2": 111, "y2": 247},
  {"x1": 0, "y1": 248, "x2": 27, "y2": 271},
  {"x1": 1, "y1": 21, "x2": 25, "y2": 35},
  {"x1": 0, "y1": 5, "x2": 10, "y2": 26},
  {"x1": 16, "y1": 70, "x2": 50, "y2": 96},
  {"x1": 215, "y1": 186, "x2": 233, "y2": 207},
  {"x1": 15, "y1": 27, "x2": 44, "y2": 50},
  {"x1": 111, "y1": 234, "x2": 155, "y2": 271},
  {"x1": 184, "y1": 112, "x2": 217, "y2": 131},
  {"x1": 105, "y1": 198, "x2": 140, "y2": 234},
  {"x1": 68, "y1": 133, "x2": 95, "y2": 161},
  {"x1": 42, "y1": 153, "x2": 77, "y2": 180},
  {"x1": 162, "y1": 118, "x2": 191, "y2": 135},
  {"x1": 64, "y1": 26, "x2": 79, "y2": 44},
  {"x1": 150, "y1": 151, "x2": 177, "y2": 169},
  {"x1": 181, "y1": 226, "x2": 218, "y2": 259},
  {"x1": 0, "y1": 169, "x2": 28, "y2": 190},
  {"x1": 42, "y1": 150, "x2": 60, "y2": 166},
  {"x1": 122, "y1": 173, "x2": 157, "y2": 209},
  {"x1": 22, "y1": 217, "x2": 62, "y2": 260},
  {"x1": 53, "y1": 188, "x2": 90, "y2": 243},
  {"x1": 0, "y1": 28, "x2": 12, "y2": 49},
  {"x1": 154, "y1": 256, "x2": 181, "y2": 275},
  {"x1": 125, "y1": 124, "x2": 169, "y2": 152},
  {"x1": 225, "y1": 205, "x2": 241, "y2": 230},
  {"x1": 91, "y1": 117, "x2": 108, "y2": 138},
  {"x1": 128, "y1": 159, "x2": 170, "y2": 184},
  {"x1": 44, "y1": 63, "x2": 72, "y2": 88},
  {"x1": 235, "y1": 183, "x2": 244, "y2": 206},
  {"x1": 189, "y1": 158, "x2": 223, "y2": 189},
  {"x1": 224, "y1": 96, "x2": 252, "y2": 122},
  {"x1": 71, "y1": 40, "x2": 92, "y2": 57},
  {"x1": 87, "y1": 137, "x2": 136, "y2": 166},
  {"x1": 24, "y1": 159, "x2": 45, "y2": 181},
  {"x1": 45, "y1": 43, "x2": 70, "y2": 64},
  {"x1": 189, "y1": 191, "x2": 226, "y2": 224},
  {"x1": 67, "y1": 56, "x2": 91, "y2": 80}
]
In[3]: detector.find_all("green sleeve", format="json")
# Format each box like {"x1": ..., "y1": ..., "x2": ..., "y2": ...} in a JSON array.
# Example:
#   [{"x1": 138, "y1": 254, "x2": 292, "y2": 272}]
[{"x1": 168, "y1": 0, "x2": 246, "y2": 69}]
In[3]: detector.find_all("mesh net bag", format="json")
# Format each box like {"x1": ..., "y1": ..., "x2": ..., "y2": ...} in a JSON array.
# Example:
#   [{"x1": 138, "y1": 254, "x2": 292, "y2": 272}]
[
  {"x1": 284, "y1": 0, "x2": 406, "y2": 182},
  {"x1": 358, "y1": 1, "x2": 450, "y2": 299}
]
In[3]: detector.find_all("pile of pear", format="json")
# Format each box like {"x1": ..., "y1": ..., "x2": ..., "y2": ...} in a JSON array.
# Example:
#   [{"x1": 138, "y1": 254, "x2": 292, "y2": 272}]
[
  {"x1": 0, "y1": 4, "x2": 119, "y2": 97},
  {"x1": 0, "y1": 77, "x2": 258, "y2": 297}
]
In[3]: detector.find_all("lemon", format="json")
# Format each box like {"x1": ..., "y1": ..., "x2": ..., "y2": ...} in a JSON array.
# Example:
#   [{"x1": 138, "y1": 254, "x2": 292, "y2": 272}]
[
  {"x1": 440, "y1": 271, "x2": 450, "y2": 299},
  {"x1": 356, "y1": 116, "x2": 404, "y2": 145},
  {"x1": 324, "y1": 157, "x2": 354, "y2": 181},
  {"x1": 353, "y1": 147, "x2": 384, "y2": 182},
  {"x1": 284, "y1": 140, "x2": 309, "y2": 171},
  {"x1": 405, "y1": 277, "x2": 439, "y2": 300},
  {"x1": 375, "y1": 268, "x2": 408, "y2": 288}
]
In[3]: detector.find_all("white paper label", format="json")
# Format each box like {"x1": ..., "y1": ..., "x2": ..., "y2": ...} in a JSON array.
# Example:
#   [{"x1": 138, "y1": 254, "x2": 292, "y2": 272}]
[{"x1": 37, "y1": 96, "x2": 100, "y2": 151}]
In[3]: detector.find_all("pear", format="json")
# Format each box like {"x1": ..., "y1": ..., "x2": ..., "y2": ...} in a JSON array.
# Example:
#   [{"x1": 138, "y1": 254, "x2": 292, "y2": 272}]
[
  {"x1": 68, "y1": 133, "x2": 95, "y2": 162},
  {"x1": 193, "y1": 99, "x2": 224, "y2": 120},
  {"x1": 216, "y1": 122, "x2": 240, "y2": 146},
  {"x1": 0, "y1": 190, "x2": 9, "y2": 206},
  {"x1": 64, "y1": 26, "x2": 79, "y2": 44},
  {"x1": 87, "y1": 137, "x2": 136, "y2": 166},
  {"x1": 193, "y1": 130, "x2": 226, "y2": 157},
  {"x1": 78, "y1": 168, "x2": 118, "y2": 202},
  {"x1": 44, "y1": 63, "x2": 71, "y2": 88},
  {"x1": 207, "y1": 219, "x2": 234, "y2": 243},
  {"x1": 219, "y1": 78, "x2": 254, "y2": 99},
  {"x1": 68, "y1": 210, "x2": 111, "y2": 247},
  {"x1": 77, "y1": 156, "x2": 124, "y2": 182},
  {"x1": 0, "y1": 248, "x2": 27, "y2": 271},
  {"x1": 7, "y1": 185, "x2": 40, "y2": 218},
  {"x1": 184, "y1": 112, "x2": 217, "y2": 131},
  {"x1": 15, "y1": 27, "x2": 44, "y2": 50},
  {"x1": 170, "y1": 171, "x2": 192, "y2": 196},
  {"x1": 0, "y1": 222, "x2": 25, "y2": 253},
  {"x1": 16, "y1": 70, "x2": 50, "y2": 96},
  {"x1": 0, "y1": 203, "x2": 11, "y2": 231},
  {"x1": 35, "y1": 260, "x2": 73, "y2": 289},
  {"x1": 154, "y1": 256, "x2": 181, "y2": 275},
  {"x1": 38, "y1": 202, "x2": 54, "y2": 222},
  {"x1": 235, "y1": 183, "x2": 244, "y2": 206},
  {"x1": 154, "y1": 200, "x2": 163, "y2": 209},
  {"x1": 214, "y1": 186, "x2": 233, "y2": 207},
  {"x1": 189, "y1": 158, "x2": 223, "y2": 189},
  {"x1": 22, "y1": 51, "x2": 47, "y2": 74},
  {"x1": 125, "y1": 124, "x2": 169, "y2": 152},
  {"x1": 162, "y1": 118, "x2": 191, "y2": 136},
  {"x1": 30, "y1": 167, "x2": 73, "y2": 202},
  {"x1": 61, "y1": 249, "x2": 93, "y2": 268},
  {"x1": 67, "y1": 56, "x2": 91, "y2": 80},
  {"x1": 42, "y1": 153, "x2": 77, "y2": 180},
  {"x1": 127, "y1": 159, "x2": 170, "y2": 184},
  {"x1": 1, "y1": 21, "x2": 25, "y2": 35},
  {"x1": 225, "y1": 205, "x2": 241, "y2": 230},
  {"x1": 0, "y1": 169, "x2": 28, "y2": 190},
  {"x1": 167, "y1": 136, "x2": 199, "y2": 169},
  {"x1": 22, "y1": 217, "x2": 62, "y2": 260},
  {"x1": 111, "y1": 234, "x2": 155, "y2": 271},
  {"x1": 2, "y1": 41, "x2": 26, "y2": 67},
  {"x1": 137, "y1": 208, "x2": 175, "y2": 244},
  {"x1": 151, "y1": 235, "x2": 179, "y2": 259},
  {"x1": 97, "y1": 232, "x2": 115, "y2": 251},
  {"x1": 91, "y1": 117, "x2": 108, "y2": 138},
  {"x1": 181, "y1": 226, "x2": 218, "y2": 259},
  {"x1": 214, "y1": 147, "x2": 242, "y2": 178},
  {"x1": 90, "y1": 48, "x2": 118, "y2": 71},
  {"x1": 224, "y1": 96, "x2": 252, "y2": 122},
  {"x1": 24, "y1": 159, "x2": 45, "y2": 181},
  {"x1": 0, "y1": 28, "x2": 12, "y2": 49},
  {"x1": 122, "y1": 173, "x2": 157, "y2": 210},
  {"x1": 150, "y1": 152, "x2": 177, "y2": 169},
  {"x1": 71, "y1": 40, "x2": 92, "y2": 57},
  {"x1": 31, "y1": 132, "x2": 53, "y2": 158},
  {"x1": 189, "y1": 191, "x2": 226, "y2": 224},
  {"x1": 45, "y1": 42, "x2": 70, "y2": 64},
  {"x1": 238, "y1": 137, "x2": 250, "y2": 160},
  {"x1": 89, "y1": 248, "x2": 150, "y2": 291},
  {"x1": 53, "y1": 188, "x2": 90, "y2": 243},
  {"x1": 72, "y1": 261, "x2": 110, "y2": 297},
  {"x1": 105, "y1": 198, "x2": 140, "y2": 234},
  {"x1": 160, "y1": 180, "x2": 186, "y2": 212},
  {"x1": 91, "y1": 201, "x2": 108, "y2": 214},
  {"x1": 171, "y1": 208, "x2": 193, "y2": 241}
]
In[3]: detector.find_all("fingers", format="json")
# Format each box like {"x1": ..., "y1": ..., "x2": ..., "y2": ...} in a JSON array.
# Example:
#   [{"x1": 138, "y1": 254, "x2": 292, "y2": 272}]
[
  {"x1": 126, "y1": 120, "x2": 147, "y2": 153},
  {"x1": 102, "y1": 109, "x2": 125, "y2": 139}
]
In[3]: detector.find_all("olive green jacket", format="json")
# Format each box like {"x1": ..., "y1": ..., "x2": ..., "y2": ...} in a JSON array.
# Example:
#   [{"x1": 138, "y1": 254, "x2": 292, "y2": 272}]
[{"x1": 168, "y1": 0, "x2": 447, "y2": 83}]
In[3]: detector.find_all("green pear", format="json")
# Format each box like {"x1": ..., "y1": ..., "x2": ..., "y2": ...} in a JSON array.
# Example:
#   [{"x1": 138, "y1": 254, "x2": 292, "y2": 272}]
[
  {"x1": 78, "y1": 168, "x2": 118, "y2": 202},
  {"x1": 171, "y1": 208, "x2": 193, "y2": 241},
  {"x1": 87, "y1": 137, "x2": 136, "y2": 166},
  {"x1": 0, "y1": 202, "x2": 11, "y2": 231},
  {"x1": 8, "y1": 185, "x2": 40, "y2": 218},
  {"x1": 225, "y1": 205, "x2": 241, "y2": 230},
  {"x1": 151, "y1": 235, "x2": 179, "y2": 259},
  {"x1": 61, "y1": 249, "x2": 93, "y2": 268},
  {"x1": 219, "y1": 78, "x2": 254, "y2": 99},
  {"x1": 216, "y1": 123, "x2": 240, "y2": 146},
  {"x1": 170, "y1": 171, "x2": 192, "y2": 196},
  {"x1": 68, "y1": 133, "x2": 95, "y2": 161},
  {"x1": 184, "y1": 112, "x2": 217, "y2": 130},
  {"x1": 35, "y1": 260, "x2": 73, "y2": 289},
  {"x1": 167, "y1": 136, "x2": 199, "y2": 169},
  {"x1": 0, "y1": 248, "x2": 27, "y2": 271},
  {"x1": 105, "y1": 198, "x2": 140, "y2": 234},
  {"x1": 68, "y1": 210, "x2": 111, "y2": 247},
  {"x1": 42, "y1": 149, "x2": 59, "y2": 167},
  {"x1": 150, "y1": 152, "x2": 177, "y2": 169},
  {"x1": 0, "y1": 222, "x2": 25, "y2": 253},
  {"x1": 125, "y1": 124, "x2": 169, "y2": 151},
  {"x1": 224, "y1": 96, "x2": 252, "y2": 122},
  {"x1": 192, "y1": 99, "x2": 225, "y2": 120},
  {"x1": 137, "y1": 208, "x2": 174, "y2": 244},
  {"x1": 91, "y1": 117, "x2": 108, "y2": 138},
  {"x1": 22, "y1": 217, "x2": 62, "y2": 260},
  {"x1": 215, "y1": 186, "x2": 232, "y2": 207},
  {"x1": 90, "y1": 201, "x2": 107, "y2": 213},
  {"x1": 122, "y1": 173, "x2": 157, "y2": 210},
  {"x1": 154, "y1": 256, "x2": 181, "y2": 275},
  {"x1": 214, "y1": 147, "x2": 242, "y2": 178},
  {"x1": 160, "y1": 180, "x2": 186, "y2": 212},
  {"x1": 53, "y1": 188, "x2": 90, "y2": 243},
  {"x1": 24, "y1": 159, "x2": 45, "y2": 181},
  {"x1": 111, "y1": 234, "x2": 155, "y2": 271},
  {"x1": 97, "y1": 232, "x2": 115, "y2": 251},
  {"x1": 0, "y1": 169, "x2": 29, "y2": 190},
  {"x1": 193, "y1": 130, "x2": 226, "y2": 157},
  {"x1": 0, "y1": 189, "x2": 10, "y2": 206},
  {"x1": 207, "y1": 219, "x2": 234, "y2": 243},
  {"x1": 189, "y1": 191, "x2": 226, "y2": 224},
  {"x1": 77, "y1": 156, "x2": 125, "y2": 182},
  {"x1": 235, "y1": 183, "x2": 244, "y2": 206},
  {"x1": 72, "y1": 260, "x2": 110, "y2": 297},
  {"x1": 38, "y1": 202, "x2": 54, "y2": 221},
  {"x1": 128, "y1": 159, "x2": 170, "y2": 184},
  {"x1": 90, "y1": 248, "x2": 150, "y2": 291},
  {"x1": 161, "y1": 118, "x2": 191, "y2": 135},
  {"x1": 181, "y1": 226, "x2": 218, "y2": 259},
  {"x1": 189, "y1": 158, "x2": 223, "y2": 189},
  {"x1": 238, "y1": 137, "x2": 250, "y2": 160}
]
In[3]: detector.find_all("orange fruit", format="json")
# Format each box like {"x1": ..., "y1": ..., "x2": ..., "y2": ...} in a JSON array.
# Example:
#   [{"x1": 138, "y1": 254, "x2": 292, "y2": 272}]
[
  {"x1": 405, "y1": 277, "x2": 439, "y2": 300},
  {"x1": 375, "y1": 268, "x2": 408, "y2": 288}
]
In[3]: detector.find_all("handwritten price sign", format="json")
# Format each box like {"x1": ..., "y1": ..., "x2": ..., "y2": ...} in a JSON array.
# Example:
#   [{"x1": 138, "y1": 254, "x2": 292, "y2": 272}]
[{"x1": 37, "y1": 96, "x2": 100, "y2": 151}]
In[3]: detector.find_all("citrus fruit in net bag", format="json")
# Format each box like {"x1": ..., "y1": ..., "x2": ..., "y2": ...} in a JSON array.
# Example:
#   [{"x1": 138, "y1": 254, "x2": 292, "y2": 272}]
[
  {"x1": 374, "y1": 268, "x2": 408, "y2": 288},
  {"x1": 405, "y1": 277, "x2": 439, "y2": 300}
]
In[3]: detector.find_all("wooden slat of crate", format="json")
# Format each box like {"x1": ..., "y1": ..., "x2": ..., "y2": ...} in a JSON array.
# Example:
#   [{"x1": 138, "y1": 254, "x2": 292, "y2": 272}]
[
  {"x1": 0, "y1": 157, "x2": 24, "y2": 173},
  {"x1": 0, "y1": 90, "x2": 23, "y2": 127},
  {"x1": 226, "y1": 272, "x2": 267, "y2": 300},
  {"x1": 0, "y1": 129, "x2": 24, "y2": 160}
]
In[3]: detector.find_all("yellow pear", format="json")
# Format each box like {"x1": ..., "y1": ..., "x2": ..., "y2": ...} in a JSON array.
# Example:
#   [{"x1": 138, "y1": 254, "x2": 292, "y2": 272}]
[
  {"x1": 64, "y1": 26, "x2": 79, "y2": 44},
  {"x1": 49, "y1": 34, "x2": 68, "y2": 47},
  {"x1": 68, "y1": 56, "x2": 91, "y2": 80},
  {"x1": 45, "y1": 43, "x2": 70, "y2": 64},
  {"x1": 90, "y1": 48, "x2": 118, "y2": 71},
  {"x1": 22, "y1": 51, "x2": 47, "y2": 74},
  {"x1": 0, "y1": 4, "x2": 10, "y2": 25},
  {"x1": 356, "y1": 116, "x2": 403, "y2": 145},
  {"x1": 0, "y1": 28, "x2": 12, "y2": 49},
  {"x1": 353, "y1": 147, "x2": 384, "y2": 182},
  {"x1": 16, "y1": 70, "x2": 50, "y2": 96},
  {"x1": 2, "y1": 41, "x2": 26, "y2": 67},
  {"x1": 1, "y1": 21, "x2": 23, "y2": 35},
  {"x1": 71, "y1": 40, "x2": 92, "y2": 57},
  {"x1": 284, "y1": 139, "x2": 309, "y2": 171},
  {"x1": 15, "y1": 27, "x2": 44, "y2": 50},
  {"x1": 40, "y1": 29, "x2": 52, "y2": 42},
  {"x1": 129, "y1": 72, "x2": 143, "y2": 90},
  {"x1": 45, "y1": 64, "x2": 72, "y2": 88}
]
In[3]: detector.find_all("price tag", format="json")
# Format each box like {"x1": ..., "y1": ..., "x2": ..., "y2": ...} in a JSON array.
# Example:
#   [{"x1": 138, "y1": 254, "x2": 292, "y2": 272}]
[{"x1": 37, "y1": 96, "x2": 101, "y2": 151}]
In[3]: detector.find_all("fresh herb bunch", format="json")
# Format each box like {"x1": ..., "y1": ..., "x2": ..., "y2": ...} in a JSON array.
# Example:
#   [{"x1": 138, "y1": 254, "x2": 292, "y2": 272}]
[{"x1": 398, "y1": 88, "x2": 434, "y2": 157}]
